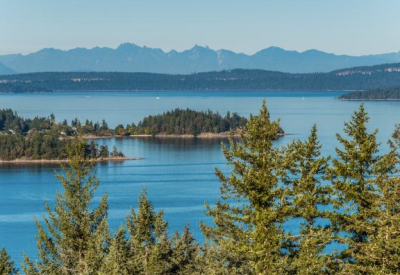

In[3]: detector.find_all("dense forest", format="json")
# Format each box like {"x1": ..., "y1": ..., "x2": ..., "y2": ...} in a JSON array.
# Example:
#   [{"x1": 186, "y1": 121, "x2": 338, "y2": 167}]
[
  {"x1": 1, "y1": 108, "x2": 255, "y2": 138},
  {"x1": 0, "y1": 108, "x2": 257, "y2": 160},
  {"x1": 340, "y1": 86, "x2": 400, "y2": 100},
  {"x1": 135, "y1": 109, "x2": 251, "y2": 136},
  {"x1": 1, "y1": 63, "x2": 400, "y2": 92},
  {"x1": 2, "y1": 102, "x2": 400, "y2": 274},
  {"x1": 0, "y1": 109, "x2": 123, "y2": 161}
]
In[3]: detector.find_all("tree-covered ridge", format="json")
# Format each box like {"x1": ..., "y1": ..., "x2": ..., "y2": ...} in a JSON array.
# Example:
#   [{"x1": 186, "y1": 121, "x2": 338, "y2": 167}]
[
  {"x1": 339, "y1": 86, "x2": 400, "y2": 100},
  {"x1": 3, "y1": 102, "x2": 400, "y2": 274},
  {"x1": 135, "y1": 109, "x2": 249, "y2": 136},
  {"x1": 1, "y1": 63, "x2": 400, "y2": 92}
]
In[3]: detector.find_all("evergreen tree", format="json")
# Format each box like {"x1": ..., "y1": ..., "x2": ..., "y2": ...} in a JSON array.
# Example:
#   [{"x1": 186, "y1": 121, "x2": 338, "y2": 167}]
[
  {"x1": 126, "y1": 190, "x2": 173, "y2": 274},
  {"x1": 201, "y1": 100, "x2": 290, "y2": 274},
  {"x1": 285, "y1": 125, "x2": 335, "y2": 274},
  {"x1": 349, "y1": 131, "x2": 400, "y2": 274},
  {"x1": 327, "y1": 104, "x2": 385, "y2": 271},
  {"x1": 22, "y1": 139, "x2": 110, "y2": 275},
  {"x1": 100, "y1": 226, "x2": 131, "y2": 275},
  {"x1": 0, "y1": 248, "x2": 18, "y2": 275},
  {"x1": 125, "y1": 190, "x2": 199, "y2": 275},
  {"x1": 170, "y1": 226, "x2": 200, "y2": 275}
]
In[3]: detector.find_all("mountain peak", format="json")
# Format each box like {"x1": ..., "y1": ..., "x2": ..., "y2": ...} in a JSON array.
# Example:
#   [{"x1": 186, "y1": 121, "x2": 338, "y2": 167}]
[{"x1": 117, "y1": 43, "x2": 140, "y2": 50}]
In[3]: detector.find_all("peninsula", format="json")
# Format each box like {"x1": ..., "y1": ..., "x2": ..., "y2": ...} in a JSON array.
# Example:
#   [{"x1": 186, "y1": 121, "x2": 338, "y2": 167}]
[{"x1": 339, "y1": 87, "x2": 400, "y2": 101}]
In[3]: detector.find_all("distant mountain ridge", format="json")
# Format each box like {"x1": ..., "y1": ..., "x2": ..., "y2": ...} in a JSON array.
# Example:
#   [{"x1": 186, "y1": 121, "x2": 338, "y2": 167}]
[
  {"x1": 0, "y1": 62, "x2": 16, "y2": 75},
  {"x1": 1, "y1": 43, "x2": 400, "y2": 74}
]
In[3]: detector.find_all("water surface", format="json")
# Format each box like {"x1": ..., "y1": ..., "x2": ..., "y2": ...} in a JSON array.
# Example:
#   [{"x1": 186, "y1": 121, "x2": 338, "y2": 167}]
[{"x1": 1, "y1": 90, "x2": 399, "y2": 265}]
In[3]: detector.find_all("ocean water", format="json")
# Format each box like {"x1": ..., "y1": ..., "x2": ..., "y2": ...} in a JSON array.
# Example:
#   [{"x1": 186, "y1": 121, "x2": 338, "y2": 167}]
[{"x1": 1, "y1": 90, "x2": 400, "y2": 266}]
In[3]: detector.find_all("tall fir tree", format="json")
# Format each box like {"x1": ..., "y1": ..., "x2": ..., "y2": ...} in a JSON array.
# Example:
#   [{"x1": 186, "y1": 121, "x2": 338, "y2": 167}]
[
  {"x1": 349, "y1": 129, "x2": 400, "y2": 274},
  {"x1": 0, "y1": 248, "x2": 18, "y2": 275},
  {"x1": 126, "y1": 190, "x2": 172, "y2": 274},
  {"x1": 125, "y1": 190, "x2": 199, "y2": 275},
  {"x1": 328, "y1": 104, "x2": 386, "y2": 271},
  {"x1": 201, "y1": 100, "x2": 291, "y2": 274},
  {"x1": 170, "y1": 226, "x2": 200, "y2": 275},
  {"x1": 100, "y1": 226, "x2": 131, "y2": 275},
  {"x1": 285, "y1": 125, "x2": 335, "y2": 274},
  {"x1": 22, "y1": 139, "x2": 110, "y2": 275}
]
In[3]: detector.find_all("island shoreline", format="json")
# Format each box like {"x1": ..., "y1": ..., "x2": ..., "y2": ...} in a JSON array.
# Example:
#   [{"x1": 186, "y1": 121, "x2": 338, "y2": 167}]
[{"x1": 0, "y1": 156, "x2": 139, "y2": 164}]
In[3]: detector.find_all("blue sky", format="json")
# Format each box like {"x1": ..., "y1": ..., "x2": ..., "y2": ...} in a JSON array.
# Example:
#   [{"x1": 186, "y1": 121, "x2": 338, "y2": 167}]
[{"x1": 0, "y1": 0, "x2": 399, "y2": 55}]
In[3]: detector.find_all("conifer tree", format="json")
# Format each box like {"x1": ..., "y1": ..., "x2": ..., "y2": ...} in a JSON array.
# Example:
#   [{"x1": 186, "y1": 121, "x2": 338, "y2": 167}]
[
  {"x1": 202, "y1": 100, "x2": 290, "y2": 274},
  {"x1": 100, "y1": 226, "x2": 131, "y2": 275},
  {"x1": 170, "y1": 225, "x2": 200, "y2": 275},
  {"x1": 349, "y1": 130, "x2": 400, "y2": 274},
  {"x1": 285, "y1": 125, "x2": 335, "y2": 274},
  {"x1": 126, "y1": 190, "x2": 171, "y2": 274},
  {"x1": 125, "y1": 190, "x2": 198, "y2": 275},
  {"x1": 22, "y1": 139, "x2": 110, "y2": 275},
  {"x1": 328, "y1": 104, "x2": 384, "y2": 270},
  {"x1": 0, "y1": 248, "x2": 18, "y2": 275}
]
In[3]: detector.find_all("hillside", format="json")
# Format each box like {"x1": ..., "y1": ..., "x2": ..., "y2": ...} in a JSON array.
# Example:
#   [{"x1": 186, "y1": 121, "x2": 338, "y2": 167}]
[
  {"x1": 0, "y1": 62, "x2": 16, "y2": 75},
  {"x1": 1, "y1": 63, "x2": 400, "y2": 92},
  {"x1": 1, "y1": 43, "x2": 400, "y2": 74}
]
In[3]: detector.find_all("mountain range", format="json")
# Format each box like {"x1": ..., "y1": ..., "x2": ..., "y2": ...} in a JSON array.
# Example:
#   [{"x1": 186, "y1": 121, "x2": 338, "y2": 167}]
[
  {"x1": 0, "y1": 62, "x2": 16, "y2": 75},
  {"x1": 1, "y1": 43, "x2": 400, "y2": 74}
]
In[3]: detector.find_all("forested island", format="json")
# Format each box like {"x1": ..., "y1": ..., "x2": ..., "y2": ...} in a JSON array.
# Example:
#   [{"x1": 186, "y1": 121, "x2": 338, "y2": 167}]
[
  {"x1": 339, "y1": 86, "x2": 400, "y2": 100},
  {"x1": 1, "y1": 62, "x2": 400, "y2": 93},
  {"x1": 0, "y1": 108, "x2": 279, "y2": 161},
  {"x1": 134, "y1": 109, "x2": 257, "y2": 136}
]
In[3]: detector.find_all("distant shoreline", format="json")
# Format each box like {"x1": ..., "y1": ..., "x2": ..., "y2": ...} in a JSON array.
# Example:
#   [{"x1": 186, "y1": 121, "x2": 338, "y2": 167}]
[
  {"x1": 0, "y1": 156, "x2": 139, "y2": 164},
  {"x1": 338, "y1": 98, "x2": 400, "y2": 101},
  {"x1": 84, "y1": 132, "x2": 287, "y2": 139},
  {"x1": 0, "y1": 89, "x2": 356, "y2": 94}
]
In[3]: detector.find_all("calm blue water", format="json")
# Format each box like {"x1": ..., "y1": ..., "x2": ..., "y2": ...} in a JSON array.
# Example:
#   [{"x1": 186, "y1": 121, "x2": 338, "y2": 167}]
[{"x1": 1, "y1": 90, "x2": 400, "y2": 266}]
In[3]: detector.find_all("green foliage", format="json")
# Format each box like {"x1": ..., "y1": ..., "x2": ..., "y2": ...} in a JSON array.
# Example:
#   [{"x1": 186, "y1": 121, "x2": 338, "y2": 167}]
[
  {"x1": 4, "y1": 101, "x2": 400, "y2": 274},
  {"x1": 124, "y1": 191, "x2": 199, "y2": 274},
  {"x1": 100, "y1": 226, "x2": 131, "y2": 275},
  {"x1": 284, "y1": 125, "x2": 335, "y2": 274},
  {"x1": 326, "y1": 105, "x2": 383, "y2": 270},
  {"x1": 0, "y1": 248, "x2": 18, "y2": 275},
  {"x1": 22, "y1": 139, "x2": 110, "y2": 275},
  {"x1": 201, "y1": 100, "x2": 289, "y2": 274},
  {"x1": 137, "y1": 108, "x2": 248, "y2": 136},
  {"x1": 0, "y1": 109, "x2": 122, "y2": 160},
  {"x1": 202, "y1": 102, "x2": 400, "y2": 274},
  {"x1": 100, "y1": 190, "x2": 200, "y2": 275}
]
